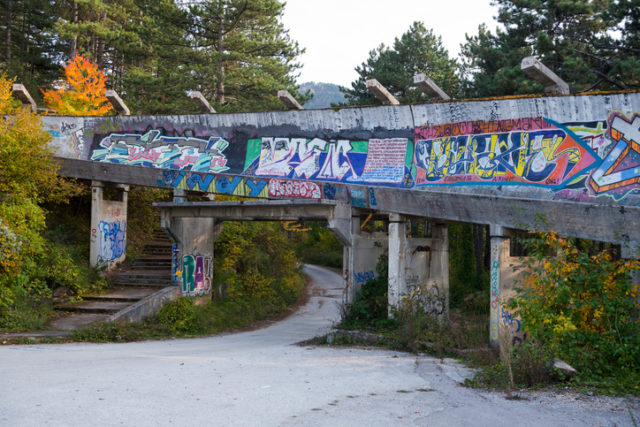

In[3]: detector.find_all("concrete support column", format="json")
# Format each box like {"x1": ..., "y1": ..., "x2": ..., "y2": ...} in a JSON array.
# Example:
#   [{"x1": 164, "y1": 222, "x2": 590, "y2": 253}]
[
  {"x1": 388, "y1": 213, "x2": 407, "y2": 312},
  {"x1": 430, "y1": 224, "x2": 450, "y2": 320},
  {"x1": 621, "y1": 245, "x2": 640, "y2": 310},
  {"x1": 173, "y1": 188, "x2": 186, "y2": 203},
  {"x1": 90, "y1": 181, "x2": 129, "y2": 270},
  {"x1": 489, "y1": 224, "x2": 509, "y2": 347},
  {"x1": 161, "y1": 213, "x2": 219, "y2": 298}
]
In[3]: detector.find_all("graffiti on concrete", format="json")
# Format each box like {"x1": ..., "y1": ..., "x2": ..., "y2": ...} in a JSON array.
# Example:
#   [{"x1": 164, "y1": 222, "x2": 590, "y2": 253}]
[
  {"x1": 589, "y1": 113, "x2": 640, "y2": 197},
  {"x1": 160, "y1": 170, "x2": 268, "y2": 198},
  {"x1": 244, "y1": 137, "x2": 411, "y2": 186},
  {"x1": 182, "y1": 253, "x2": 213, "y2": 296},
  {"x1": 408, "y1": 284, "x2": 445, "y2": 315},
  {"x1": 98, "y1": 220, "x2": 125, "y2": 263},
  {"x1": 171, "y1": 243, "x2": 179, "y2": 285},
  {"x1": 501, "y1": 306, "x2": 521, "y2": 333},
  {"x1": 353, "y1": 270, "x2": 375, "y2": 284},
  {"x1": 91, "y1": 130, "x2": 230, "y2": 173},
  {"x1": 490, "y1": 256, "x2": 500, "y2": 343},
  {"x1": 414, "y1": 117, "x2": 597, "y2": 187},
  {"x1": 268, "y1": 178, "x2": 322, "y2": 199}
]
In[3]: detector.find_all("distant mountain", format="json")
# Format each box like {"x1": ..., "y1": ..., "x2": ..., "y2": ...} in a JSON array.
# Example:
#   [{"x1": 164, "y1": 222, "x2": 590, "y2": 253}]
[{"x1": 299, "y1": 82, "x2": 347, "y2": 109}]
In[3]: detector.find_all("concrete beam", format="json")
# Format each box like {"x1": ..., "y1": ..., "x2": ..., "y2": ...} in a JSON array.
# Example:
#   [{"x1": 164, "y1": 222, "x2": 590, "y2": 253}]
[
  {"x1": 11, "y1": 84, "x2": 37, "y2": 112},
  {"x1": 156, "y1": 200, "x2": 339, "y2": 222},
  {"x1": 365, "y1": 79, "x2": 400, "y2": 105},
  {"x1": 105, "y1": 90, "x2": 130, "y2": 116},
  {"x1": 413, "y1": 74, "x2": 450, "y2": 100},
  {"x1": 521, "y1": 56, "x2": 570, "y2": 95},
  {"x1": 277, "y1": 90, "x2": 303, "y2": 110},
  {"x1": 188, "y1": 91, "x2": 216, "y2": 114}
]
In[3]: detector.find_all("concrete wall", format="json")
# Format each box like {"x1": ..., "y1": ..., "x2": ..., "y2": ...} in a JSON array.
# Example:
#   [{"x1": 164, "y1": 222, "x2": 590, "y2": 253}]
[
  {"x1": 344, "y1": 232, "x2": 387, "y2": 303},
  {"x1": 43, "y1": 93, "x2": 640, "y2": 209}
]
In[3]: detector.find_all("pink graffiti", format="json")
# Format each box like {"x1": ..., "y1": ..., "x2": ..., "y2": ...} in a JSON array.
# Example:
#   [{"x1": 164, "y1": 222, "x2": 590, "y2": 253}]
[
  {"x1": 127, "y1": 148, "x2": 161, "y2": 162},
  {"x1": 268, "y1": 179, "x2": 322, "y2": 199},
  {"x1": 173, "y1": 155, "x2": 199, "y2": 168}
]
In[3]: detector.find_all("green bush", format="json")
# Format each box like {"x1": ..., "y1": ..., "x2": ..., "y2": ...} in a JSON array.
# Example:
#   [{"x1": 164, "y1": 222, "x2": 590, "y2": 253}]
[{"x1": 509, "y1": 230, "x2": 640, "y2": 390}]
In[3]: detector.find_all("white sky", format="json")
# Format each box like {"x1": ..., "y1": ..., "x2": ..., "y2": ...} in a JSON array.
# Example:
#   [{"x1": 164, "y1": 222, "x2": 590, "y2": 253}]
[{"x1": 281, "y1": 0, "x2": 499, "y2": 87}]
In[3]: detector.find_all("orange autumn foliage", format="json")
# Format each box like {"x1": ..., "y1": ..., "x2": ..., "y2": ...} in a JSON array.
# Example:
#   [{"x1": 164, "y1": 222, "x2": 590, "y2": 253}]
[{"x1": 42, "y1": 55, "x2": 113, "y2": 116}]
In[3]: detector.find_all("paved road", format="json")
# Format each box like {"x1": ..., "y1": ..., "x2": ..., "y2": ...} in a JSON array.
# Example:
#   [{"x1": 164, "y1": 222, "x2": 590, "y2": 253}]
[{"x1": 1, "y1": 265, "x2": 638, "y2": 426}]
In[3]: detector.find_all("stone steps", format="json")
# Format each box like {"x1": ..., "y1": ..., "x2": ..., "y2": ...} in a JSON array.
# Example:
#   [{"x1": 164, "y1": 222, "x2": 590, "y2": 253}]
[{"x1": 51, "y1": 229, "x2": 177, "y2": 329}]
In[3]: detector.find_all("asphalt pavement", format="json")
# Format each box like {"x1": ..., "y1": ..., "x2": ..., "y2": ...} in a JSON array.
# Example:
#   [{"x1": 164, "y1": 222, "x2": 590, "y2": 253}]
[{"x1": 1, "y1": 264, "x2": 637, "y2": 426}]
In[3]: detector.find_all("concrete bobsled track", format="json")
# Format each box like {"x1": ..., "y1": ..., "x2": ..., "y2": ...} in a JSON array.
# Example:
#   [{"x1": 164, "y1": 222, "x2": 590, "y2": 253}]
[{"x1": 1, "y1": 266, "x2": 639, "y2": 427}]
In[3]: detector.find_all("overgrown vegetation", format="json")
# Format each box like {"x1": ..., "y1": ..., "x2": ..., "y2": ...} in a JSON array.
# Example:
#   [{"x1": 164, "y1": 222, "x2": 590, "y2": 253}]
[
  {"x1": 0, "y1": 74, "x2": 102, "y2": 331},
  {"x1": 504, "y1": 230, "x2": 640, "y2": 394},
  {"x1": 292, "y1": 222, "x2": 343, "y2": 269}
]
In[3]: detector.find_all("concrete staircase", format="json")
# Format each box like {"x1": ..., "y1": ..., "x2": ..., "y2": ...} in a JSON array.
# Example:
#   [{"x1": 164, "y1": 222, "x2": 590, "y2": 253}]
[{"x1": 50, "y1": 231, "x2": 176, "y2": 331}]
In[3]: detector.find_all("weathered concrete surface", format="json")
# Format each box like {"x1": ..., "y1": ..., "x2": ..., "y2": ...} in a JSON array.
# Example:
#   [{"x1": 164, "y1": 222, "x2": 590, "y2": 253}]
[
  {"x1": 108, "y1": 286, "x2": 180, "y2": 324},
  {"x1": 1, "y1": 265, "x2": 638, "y2": 426}
]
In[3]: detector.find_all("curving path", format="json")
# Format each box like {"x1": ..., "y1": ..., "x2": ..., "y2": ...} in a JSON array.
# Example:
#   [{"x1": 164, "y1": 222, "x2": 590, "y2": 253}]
[{"x1": 1, "y1": 265, "x2": 638, "y2": 426}]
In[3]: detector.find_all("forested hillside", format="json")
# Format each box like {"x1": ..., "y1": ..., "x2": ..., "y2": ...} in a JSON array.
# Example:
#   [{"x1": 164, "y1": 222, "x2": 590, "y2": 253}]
[{"x1": 300, "y1": 82, "x2": 346, "y2": 109}]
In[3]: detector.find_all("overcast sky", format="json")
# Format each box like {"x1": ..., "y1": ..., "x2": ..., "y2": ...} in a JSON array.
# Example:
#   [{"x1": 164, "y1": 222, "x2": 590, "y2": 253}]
[{"x1": 281, "y1": 0, "x2": 499, "y2": 87}]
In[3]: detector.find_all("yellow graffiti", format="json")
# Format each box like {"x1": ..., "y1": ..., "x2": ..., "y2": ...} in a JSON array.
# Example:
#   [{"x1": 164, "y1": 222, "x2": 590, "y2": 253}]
[{"x1": 283, "y1": 221, "x2": 311, "y2": 232}]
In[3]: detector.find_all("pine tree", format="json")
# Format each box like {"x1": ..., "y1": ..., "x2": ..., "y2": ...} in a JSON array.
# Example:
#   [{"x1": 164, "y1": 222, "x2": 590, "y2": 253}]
[
  {"x1": 460, "y1": 0, "x2": 640, "y2": 97},
  {"x1": 341, "y1": 22, "x2": 460, "y2": 106}
]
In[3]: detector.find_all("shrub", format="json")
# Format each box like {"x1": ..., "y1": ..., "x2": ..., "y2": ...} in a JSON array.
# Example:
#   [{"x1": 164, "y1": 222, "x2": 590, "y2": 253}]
[{"x1": 509, "y1": 230, "x2": 640, "y2": 382}]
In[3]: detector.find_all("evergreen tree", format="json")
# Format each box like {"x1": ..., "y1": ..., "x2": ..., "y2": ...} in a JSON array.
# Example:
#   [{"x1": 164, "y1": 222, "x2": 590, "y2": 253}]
[
  {"x1": 0, "y1": 0, "x2": 62, "y2": 100},
  {"x1": 185, "y1": 0, "x2": 309, "y2": 112},
  {"x1": 340, "y1": 22, "x2": 460, "y2": 106},
  {"x1": 460, "y1": 0, "x2": 640, "y2": 97}
]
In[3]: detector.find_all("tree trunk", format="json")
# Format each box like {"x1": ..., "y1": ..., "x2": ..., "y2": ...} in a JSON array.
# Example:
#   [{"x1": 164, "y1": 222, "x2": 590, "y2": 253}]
[
  {"x1": 216, "y1": 13, "x2": 225, "y2": 104},
  {"x1": 5, "y1": 0, "x2": 11, "y2": 62},
  {"x1": 70, "y1": 1, "x2": 78, "y2": 57}
]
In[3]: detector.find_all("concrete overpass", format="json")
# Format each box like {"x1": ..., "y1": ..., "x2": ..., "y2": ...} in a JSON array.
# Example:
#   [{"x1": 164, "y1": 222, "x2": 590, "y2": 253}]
[{"x1": 44, "y1": 91, "x2": 640, "y2": 345}]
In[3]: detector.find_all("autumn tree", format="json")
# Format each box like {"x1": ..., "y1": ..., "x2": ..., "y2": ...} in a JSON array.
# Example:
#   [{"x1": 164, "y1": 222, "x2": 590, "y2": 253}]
[
  {"x1": 42, "y1": 55, "x2": 113, "y2": 115},
  {"x1": 0, "y1": 74, "x2": 79, "y2": 324}
]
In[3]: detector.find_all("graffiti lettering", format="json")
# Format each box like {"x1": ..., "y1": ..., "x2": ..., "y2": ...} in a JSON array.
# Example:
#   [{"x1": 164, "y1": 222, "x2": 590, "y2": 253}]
[
  {"x1": 414, "y1": 119, "x2": 596, "y2": 187},
  {"x1": 160, "y1": 170, "x2": 268, "y2": 198},
  {"x1": 268, "y1": 179, "x2": 321, "y2": 199},
  {"x1": 589, "y1": 113, "x2": 640, "y2": 196},
  {"x1": 501, "y1": 307, "x2": 521, "y2": 332},
  {"x1": 182, "y1": 254, "x2": 212, "y2": 296},
  {"x1": 91, "y1": 130, "x2": 230, "y2": 173},
  {"x1": 353, "y1": 270, "x2": 375, "y2": 284}
]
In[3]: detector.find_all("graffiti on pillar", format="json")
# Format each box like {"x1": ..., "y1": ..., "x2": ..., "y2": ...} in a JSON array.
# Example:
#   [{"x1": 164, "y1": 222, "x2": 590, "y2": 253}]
[
  {"x1": 268, "y1": 178, "x2": 322, "y2": 199},
  {"x1": 91, "y1": 130, "x2": 230, "y2": 173},
  {"x1": 171, "y1": 244, "x2": 179, "y2": 285},
  {"x1": 243, "y1": 137, "x2": 412, "y2": 186},
  {"x1": 350, "y1": 187, "x2": 368, "y2": 208},
  {"x1": 414, "y1": 117, "x2": 598, "y2": 187},
  {"x1": 588, "y1": 113, "x2": 640, "y2": 198},
  {"x1": 98, "y1": 220, "x2": 126, "y2": 263},
  {"x1": 490, "y1": 258, "x2": 500, "y2": 343},
  {"x1": 407, "y1": 284, "x2": 445, "y2": 315},
  {"x1": 182, "y1": 253, "x2": 213, "y2": 296},
  {"x1": 159, "y1": 170, "x2": 268, "y2": 198},
  {"x1": 353, "y1": 270, "x2": 375, "y2": 284}
]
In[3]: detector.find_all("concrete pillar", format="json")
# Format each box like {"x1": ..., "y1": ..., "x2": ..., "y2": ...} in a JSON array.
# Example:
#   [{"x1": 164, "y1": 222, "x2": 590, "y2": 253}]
[
  {"x1": 429, "y1": 224, "x2": 450, "y2": 320},
  {"x1": 621, "y1": 246, "x2": 640, "y2": 310},
  {"x1": 173, "y1": 188, "x2": 186, "y2": 203},
  {"x1": 489, "y1": 224, "x2": 509, "y2": 347},
  {"x1": 161, "y1": 213, "x2": 219, "y2": 298},
  {"x1": 90, "y1": 181, "x2": 129, "y2": 270},
  {"x1": 388, "y1": 213, "x2": 407, "y2": 311}
]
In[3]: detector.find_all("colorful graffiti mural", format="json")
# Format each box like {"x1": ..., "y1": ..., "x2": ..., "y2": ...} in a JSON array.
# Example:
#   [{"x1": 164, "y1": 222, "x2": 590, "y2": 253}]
[
  {"x1": 181, "y1": 253, "x2": 213, "y2": 296},
  {"x1": 160, "y1": 170, "x2": 269, "y2": 198},
  {"x1": 91, "y1": 130, "x2": 230, "y2": 173},
  {"x1": 244, "y1": 137, "x2": 412, "y2": 187},
  {"x1": 98, "y1": 220, "x2": 125, "y2": 263},
  {"x1": 414, "y1": 117, "x2": 598, "y2": 187},
  {"x1": 588, "y1": 113, "x2": 640, "y2": 197}
]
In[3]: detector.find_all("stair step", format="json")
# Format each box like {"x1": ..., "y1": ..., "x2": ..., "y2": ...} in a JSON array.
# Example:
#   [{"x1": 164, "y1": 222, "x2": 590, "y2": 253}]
[
  {"x1": 83, "y1": 287, "x2": 158, "y2": 302},
  {"x1": 56, "y1": 301, "x2": 132, "y2": 314},
  {"x1": 111, "y1": 280, "x2": 171, "y2": 288}
]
